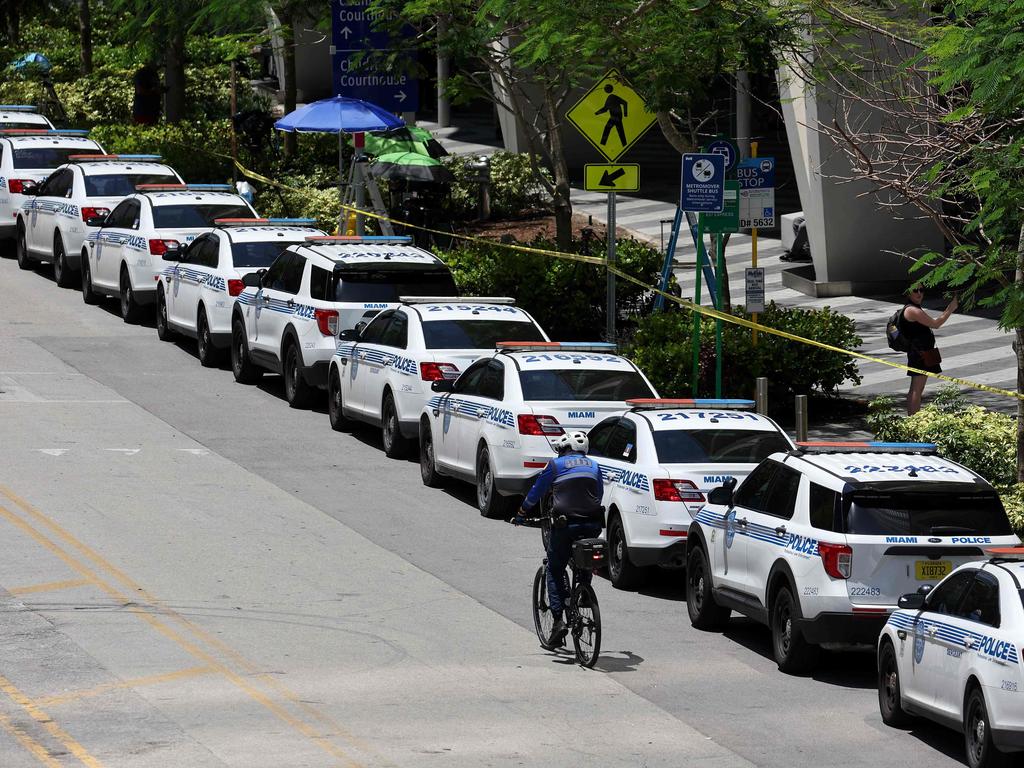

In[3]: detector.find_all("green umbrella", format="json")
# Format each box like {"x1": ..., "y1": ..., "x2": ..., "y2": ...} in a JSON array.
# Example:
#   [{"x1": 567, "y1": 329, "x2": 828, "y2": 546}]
[
  {"x1": 364, "y1": 126, "x2": 448, "y2": 159},
  {"x1": 370, "y1": 152, "x2": 454, "y2": 183}
]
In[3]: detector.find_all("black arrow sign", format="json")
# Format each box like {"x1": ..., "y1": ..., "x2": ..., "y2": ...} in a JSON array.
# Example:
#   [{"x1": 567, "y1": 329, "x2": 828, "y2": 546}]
[{"x1": 599, "y1": 167, "x2": 627, "y2": 186}]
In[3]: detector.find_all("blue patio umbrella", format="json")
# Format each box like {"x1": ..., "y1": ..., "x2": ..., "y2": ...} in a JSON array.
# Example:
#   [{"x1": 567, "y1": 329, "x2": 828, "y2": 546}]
[{"x1": 11, "y1": 52, "x2": 51, "y2": 76}]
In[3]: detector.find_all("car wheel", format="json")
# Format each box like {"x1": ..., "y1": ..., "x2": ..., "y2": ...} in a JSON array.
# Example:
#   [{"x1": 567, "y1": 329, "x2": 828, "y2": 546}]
[
  {"x1": 965, "y1": 686, "x2": 1011, "y2": 768},
  {"x1": 381, "y1": 392, "x2": 412, "y2": 458},
  {"x1": 476, "y1": 445, "x2": 516, "y2": 519},
  {"x1": 686, "y1": 546, "x2": 731, "y2": 630},
  {"x1": 771, "y1": 585, "x2": 819, "y2": 674},
  {"x1": 16, "y1": 225, "x2": 31, "y2": 270},
  {"x1": 119, "y1": 266, "x2": 141, "y2": 324},
  {"x1": 419, "y1": 421, "x2": 443, "y2": 487},
  {"x1": 53, "y1": 232, "x2": 74, "y2": 288},
  {"x1": 328, "y1": 367, "x2": 354, "y2": 431},
  {"x1": 283, "y1": 340, "x2": 312, "y2": 409},
  {"x1": 231, "y1": 318, "x2": 262, "y2": 384},
  {"x1": 156, "y1": 287, "x2": 175, "y2": 341},
  {"x1": 607, "y1": 512, "x2": 645, "y2": 589},
  {"x1": 81, "y1": 254, "x2": 99, "y2": 305},
  {"x1": 197, "y1": 309, "x2": 221, "y2": 367},
  {"x1": 878, "y1": 640, "x2": 912, "y2": 728}
]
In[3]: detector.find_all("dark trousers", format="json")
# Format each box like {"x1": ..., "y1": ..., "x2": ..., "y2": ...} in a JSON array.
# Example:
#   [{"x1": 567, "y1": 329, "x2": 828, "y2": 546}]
[{"x1": 546, "y1": 522, "x2": 602, "y2": 616}]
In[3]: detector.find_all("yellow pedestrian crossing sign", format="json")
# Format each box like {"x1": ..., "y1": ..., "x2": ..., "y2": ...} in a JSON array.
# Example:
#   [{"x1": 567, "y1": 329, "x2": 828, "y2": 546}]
[
  {"x1": 584, "y1": 164, "x2": 639, "y2": 192},
  {"x1": 566, "y1": 69, "x2": 657, "y2": 162}
]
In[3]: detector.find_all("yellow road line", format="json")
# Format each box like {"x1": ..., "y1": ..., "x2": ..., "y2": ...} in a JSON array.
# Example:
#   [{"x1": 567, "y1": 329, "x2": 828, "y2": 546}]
[
  {"x1": 0, "y1": 709, "x2": 63, "y2": 767},
  {"x1": 0, "y1": 674, "x2": 104, "y2": 768},
  {"x1": 37, "y1": 667, "x2": 214, "y2": 708},
  {"x1": 9, "y1": 578, "x2": 93, "y2": 596},
  {"x1": 0, "y1": 489, "x2": 371, "y2": 767}
]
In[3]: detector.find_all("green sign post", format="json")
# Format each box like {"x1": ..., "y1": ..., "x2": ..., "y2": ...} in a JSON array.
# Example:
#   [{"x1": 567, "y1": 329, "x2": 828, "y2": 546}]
[{"x1": 702, "y1": 180, "x2": 739, "y2": 396}]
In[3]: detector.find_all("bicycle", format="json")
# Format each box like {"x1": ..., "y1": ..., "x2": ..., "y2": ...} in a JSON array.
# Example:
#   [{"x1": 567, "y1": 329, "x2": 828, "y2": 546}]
[{"x1": 513, "y1": 512, "x2": 606, "y2": 668}]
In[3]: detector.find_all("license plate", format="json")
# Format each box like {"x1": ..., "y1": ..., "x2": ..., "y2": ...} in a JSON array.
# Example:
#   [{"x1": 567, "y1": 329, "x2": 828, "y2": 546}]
[{"x1": 916, "y1": 560, "x2": 952, "y2": 580}]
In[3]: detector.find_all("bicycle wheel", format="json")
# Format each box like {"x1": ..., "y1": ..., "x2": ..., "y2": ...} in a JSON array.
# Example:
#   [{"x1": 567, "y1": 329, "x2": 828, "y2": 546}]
[
  {"x1": 532, "y1": 564, "x2": 557, "y2": 650},
  {"x1": 571, "y1": 583, "x2": 601, "y2": 668}
]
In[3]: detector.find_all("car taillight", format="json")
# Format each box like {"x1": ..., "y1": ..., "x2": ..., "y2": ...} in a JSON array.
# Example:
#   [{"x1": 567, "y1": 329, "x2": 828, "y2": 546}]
[
  {"x1": 517, "y1": 414, "x2": 563, "y2": 436},
  {"x1": 81, "y1": 206, "x2": 110, "y2": 222},
  {"x1": 227, "y1": 279, "x2": 245, "y2": 297},
  {"x1": 818, "y1": 541, "x2": 853, "y2": 579},
  {"x1": 148, "y1": 239, "x2": 179, "y2": 255},
  {"x1": 653, "y1": 479, "x2": 705, "y2": 503},
  {"x1": 7, "y1": 179, "x2": 31, "y2": 194},
  {"x1": 314, "y1": 308, "x2": 339, "y2": 336},
  {"x1": 420, "y1": 362, "x2": 460, "y2": 381}
]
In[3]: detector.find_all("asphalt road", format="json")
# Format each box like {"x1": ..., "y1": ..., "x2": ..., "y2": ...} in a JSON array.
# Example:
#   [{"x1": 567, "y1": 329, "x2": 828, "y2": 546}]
[{"x1": 0, "y1": 255, "x2": 971, "y2": 767}]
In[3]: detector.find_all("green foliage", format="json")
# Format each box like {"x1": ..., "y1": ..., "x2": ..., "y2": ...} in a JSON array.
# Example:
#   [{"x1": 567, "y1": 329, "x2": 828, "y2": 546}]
[
  {"x1": 88, "y1": 122, "x2": 234, "y2": 183},
  {"x1": 442, "y1": 152, "x2": 551, "y2": 219},
  {"x1": 256, "y1": 174, "x2": 342, "y2": 233}
]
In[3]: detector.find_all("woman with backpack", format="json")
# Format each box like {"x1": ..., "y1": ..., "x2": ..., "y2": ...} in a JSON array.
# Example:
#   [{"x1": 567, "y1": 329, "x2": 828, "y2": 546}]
[{"x1": 898, "y1": 285, "x2": 958, "y2": 415}]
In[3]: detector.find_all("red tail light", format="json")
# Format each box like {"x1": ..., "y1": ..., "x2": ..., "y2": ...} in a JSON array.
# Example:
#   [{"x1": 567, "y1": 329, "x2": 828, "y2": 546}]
[
  {"x1": 227, "y1": 279, "x2": 245, "y2": 297},
  {"x1": 420, "y1": 362, "x2": 460, "y2": 381},
  {"x1": 81, "y1": 206, "x2": 110, "y2": 223},
  {"x1": 818, "y1": 541, "x2": 853, "y2": 579},
  {"x1": 314, "y1": 308, "x2": 339, "y2": 336},
  {"x1": 517, "y1": 414, "x2": 563, "y2": 436},
  {"x1": 148, "y1": 239, "x2": 179, "y2": 256},
  {"x1": 7, "y1": 179, "x2": 32, "y2": 194},
  {"x1": 653, "y1": 479, "x2": 705, "y2": 503}
]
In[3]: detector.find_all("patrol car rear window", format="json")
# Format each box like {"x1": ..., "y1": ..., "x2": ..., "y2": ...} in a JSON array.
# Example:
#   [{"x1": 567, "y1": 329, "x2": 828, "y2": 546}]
[
  {"x1": 518, "y1": 370, "x2": 654, "y2": 402},
  {"x1": 843, "y1": 489, "x2": 1012, "y2": 536},
  {"x1": 652, "y1": 429, "x2": 791, "y2": 464},
  {"x1": 12, "y1": 147, "x2": 103, "y2": 168},
  {"x1": 84, "y1": 173, "x2": 178, "y2": 197},
  {"x1": 2, "y1": 121, "x2": 47, "y2": 129},
  {"x1": 422, "y1": 319, "x2": 545, "y2": 349},
  {"x1": 152, "y1": 204, "x2": 252, "y2": 228},
  {"x1": 330, "y1": 270, "x2": 457, "y2": 302},
  {"x1": 231, "y1": 241, "x2": 305, "y2": 268}
]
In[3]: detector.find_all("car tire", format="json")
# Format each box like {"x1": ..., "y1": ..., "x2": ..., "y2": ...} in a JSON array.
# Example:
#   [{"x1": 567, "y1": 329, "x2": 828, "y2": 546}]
[
  {"x1": 81, "y1": 253, "x2": 100, "y2": 305},
  {"x1": 476, "y1": 445, "x2": 516, "y2": 519},
  {"x1": 53, "y1": 232, "x2": 74, "y2": 288},
  {"x1": 381, "y1": 392, "x2": 412, "y2": 459},
  {"x1": 197, "y1": 309, "x2": 221, "y2": 367},
  {"x1": 328, "y1": 367, "x2": 355, "y2": 431},
  {"x1": 283, "y1": 339, "x2": 312, "y2": 409},
  {"x1": 119, "y1": 265, "x2": 141, "y2": 324},
  {"x1": 878, "y1": 640, "x2": 912, "y2": 728},
  {"x1": 771, "y1": 585, "x2": 819, "y2": 674},
  {"x1": 231, "y1": 318, "x2": 262, "y2": 384},
  {"x1": 156, "y1": 287, "x2": 175, "y2": 341},
  {"x1": 686, "y1": 546, "x2": 731, "y2": 630},
  {"x1": 16, "y1": 224, "x2": 31, "y2": 270},
  {"x1": 419, "y1": 421, "x2": 443, "y2": 487},
  {"x1": 965, "y1": 686, "x2": 1012, "y2": 768},
  {"x1": 607, "y1": 512, "x2": 645, "y2": 590}
]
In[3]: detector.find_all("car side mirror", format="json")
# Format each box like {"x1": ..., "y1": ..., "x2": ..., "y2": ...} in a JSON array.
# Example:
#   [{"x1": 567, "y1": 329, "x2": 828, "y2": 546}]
[
  {"x1": 20, "y1": 180, "x2": 38, "y2": 195},
  {"x1": 86, "y1": 215, "x2": 107, "y2": 227},
  {"x1": 707, "y1": 476, "x2": 738, "y2": 506},
  {"x1": 431, "y1": 379, "x2": 454, "y2": 392},
  {"x1": 354, "y1": 320, "x2": 368, "y2": 336},
  {"x1": 338, "y1": 328, "x2": 359, "y2": 342},
  {"x1": 241, "y1": 270, "x2": 263, "y2": 288},
  {"x1": 897, "y1": 592, "x2": 926, "y2": 610},
  {"x1": 161, "y1": 243, "x2": 182, "y2": 261}
]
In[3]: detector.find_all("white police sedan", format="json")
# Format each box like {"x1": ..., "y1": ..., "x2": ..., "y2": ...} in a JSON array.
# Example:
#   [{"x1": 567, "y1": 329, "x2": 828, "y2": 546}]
[
  {"x1": 329, "y1": 297, "x2": 549, "y2": 458},
  {"x1": 418, "y1": 342, "x2": 659, "y2": 518},
  {"x1": 880, "y1": 549, "x2": 1024, "y2": 768},
  {"x1": 591, "y1": 398, "x2": 793, "y2": 589}
]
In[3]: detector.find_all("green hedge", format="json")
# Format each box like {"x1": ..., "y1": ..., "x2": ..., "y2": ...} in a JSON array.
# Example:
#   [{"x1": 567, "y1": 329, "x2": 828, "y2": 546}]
[
  {"x1": 867, "y1": 387, "x2": 1024, "y2": 533},
  {"x1": 88, "y1": 122, "x2": 234, "y2": 183},
  {"x1": 442, "y1": 151, "x2": 551, "y2": 220}
]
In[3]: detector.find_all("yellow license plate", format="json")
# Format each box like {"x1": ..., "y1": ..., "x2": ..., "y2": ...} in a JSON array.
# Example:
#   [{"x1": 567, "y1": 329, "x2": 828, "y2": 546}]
[{"x1": 916, "y1": 560, "x2": 952, "y2": 581}]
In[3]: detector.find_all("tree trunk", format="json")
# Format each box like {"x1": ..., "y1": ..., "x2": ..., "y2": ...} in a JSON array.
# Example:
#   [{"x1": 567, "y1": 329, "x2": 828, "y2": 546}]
[
  {"x1": 79, "y1": 0, "x2": 92, "y2": 75},
  {"x1": 164, "y1": 27, "x2": 187, "y2": 123},
  {"x1": 6, "y1": 0, "x2": 20, "y2": 46},
  {"x1": 543, "y1": 88, "x2": 572, "y2": 251},
  {"x1": 281, "y1": 12, "x2": 297, "y2": 160}
]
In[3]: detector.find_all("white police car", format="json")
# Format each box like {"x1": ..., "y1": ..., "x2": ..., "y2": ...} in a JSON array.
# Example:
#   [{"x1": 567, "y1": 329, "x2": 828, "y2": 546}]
[
  {"x1": 16, "y1": 154, "x2": 181, "y2": 287},
  {"x1": 231, "y1": 235, "x2": 457, "y2": 409},
  {"x1": 0, "y1": 129, "x2": 103, "y2": 249},
  {"x1": 590, "y1": 398, "x2": 794, "y2": 589},
  {"x1": 418, "y1": 342, "x2": 659, "y2": 518},
  {"x1": 81, "y1": 184, "x2": 257, "y2": 322},
  {"x1": 155, "y1": 218, "x2": 326, "y2": 366},
  {"x1": 686, "y1": 441, "x2": 1019, "y2": 673},
  {"x1": 879, "y1": 549, "x2": 1024, "y2": 767},
  {"x1": 328, "y1": 297, "x2": 549, "y2": 457},
  {"x1": 0, "y1": 106, "x2": 53, "y2": 130}
]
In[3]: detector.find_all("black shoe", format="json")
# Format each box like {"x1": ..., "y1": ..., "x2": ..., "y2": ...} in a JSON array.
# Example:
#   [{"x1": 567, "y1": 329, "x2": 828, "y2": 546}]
[{"x1": 550, "y1": 617, "x2": 569, "y2": 645}]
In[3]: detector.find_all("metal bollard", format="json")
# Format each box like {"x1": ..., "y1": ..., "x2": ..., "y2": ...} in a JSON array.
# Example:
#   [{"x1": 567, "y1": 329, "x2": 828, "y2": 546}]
[
  {"x1": 795, "y1": 395, "x2": 808, "y2": 442},
  {"x1": 755, "y1": 377, "x2": 768, "y2": 415}
]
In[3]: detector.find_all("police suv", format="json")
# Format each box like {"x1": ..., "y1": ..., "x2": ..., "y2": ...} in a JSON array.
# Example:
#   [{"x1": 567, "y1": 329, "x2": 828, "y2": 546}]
[
  {"x1": 231, "y1": 235, "x2": 457, "y2": 409},
  {"x1": 418, "y1": 342, "x2": 659, "y2": 518},
  {"x1": 155, "y1": 218, "x2": 326, "y2": 366},
  {"x1": 81, "y1": 184, "x2": 257, "y2": 322},
  {"x1": 0, "y1": 106, "x2": 53, "y2": 130},
  {"x1": 686, "y1": 441, "x2": 1019, "y2": 673},
  {"x1": 879, "y1": 549, "x2": 1024, "y2": 768},
  {"x1": 328, "y1": 297, "x2": 549, "y2": 457},
  {"x1": 1, "y1": 129, "x2": 103, "y2": 248},
  {"x1": 591, "y1": 398, "x2": 794, "y2": 589},
  {"x1": 16, "y1": 154, "x2": 181, "y2": 286}
]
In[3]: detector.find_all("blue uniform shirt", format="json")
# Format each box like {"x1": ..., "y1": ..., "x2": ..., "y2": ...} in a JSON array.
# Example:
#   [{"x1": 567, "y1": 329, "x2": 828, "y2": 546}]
[{"x1": 523, "y1": 451, "x2": 604, "y2": 522}]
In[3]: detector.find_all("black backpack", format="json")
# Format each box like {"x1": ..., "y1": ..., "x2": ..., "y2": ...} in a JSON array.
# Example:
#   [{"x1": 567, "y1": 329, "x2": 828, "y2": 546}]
[{"x1": 886, "y1": 306, "x2": 911, "y2": 352}]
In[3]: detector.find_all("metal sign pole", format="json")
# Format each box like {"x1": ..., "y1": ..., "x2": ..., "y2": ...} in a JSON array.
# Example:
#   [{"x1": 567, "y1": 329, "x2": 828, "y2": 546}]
[
  {"x1": 606, "y1": 191, "x2": 617, "y2": 342},
  {"x1": 691, "y1": 213, "x2": 703, "y2": 396},
  {"x1": 715, "y1": 232, "x2": 724, "y2": 397},
  {"x1": 751, "y1": 141, "x2": 759, "y2": 346}
]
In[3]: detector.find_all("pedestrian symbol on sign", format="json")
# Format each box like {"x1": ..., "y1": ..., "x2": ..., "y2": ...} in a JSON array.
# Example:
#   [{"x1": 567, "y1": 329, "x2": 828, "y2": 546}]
[{"x1": 596, "y1": 85, "x2": 628, "y2": 148}]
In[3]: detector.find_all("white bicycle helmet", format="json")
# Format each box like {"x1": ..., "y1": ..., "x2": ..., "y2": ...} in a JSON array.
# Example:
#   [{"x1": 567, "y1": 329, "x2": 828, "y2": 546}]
[{"x1": 551, "y1": 430, "x2": 589, "y2": 455}]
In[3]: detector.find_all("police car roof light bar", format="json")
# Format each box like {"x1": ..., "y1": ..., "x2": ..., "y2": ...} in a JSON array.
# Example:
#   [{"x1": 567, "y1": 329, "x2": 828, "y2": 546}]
[
  {"x1": 136, "y1": 183, "x2": 187, "y2": 191},
  {"x1": 114, "y1": 154, "x2": 163, "y2": 161},
  {"x1": 45, "y1": 129, "x2": 90, "y2": 136},
  {"x1": 795, "y1": 441, "x2": 938, "y2": 454},
  {"x1": 0, "y1": 105, "x2": 39, "y2": 111},
  {"x1": 985, "y1": 546, "x2": 1024, "y2": 562},
  {"x1": 265, "y1": 218, "x2": 318, "y2": 225},
  {"x1": 186, "y1": 183, "x2": 234, "y2": 192},
  {"x1": 0, "y1": 128, "x2": 47, "y2": 135},
  {"x1": 399, "y1": 296, "x2": 515, "y2": 305},
  {"x1": 213, "y1": 218, "x2": 270, "y2": 226},
  {"x1": 305, "y1": 235, "x2": 362, "y2": 242},
  {"x1": 626, "y1": 398, "x2": 756, "y2": 411},
  {"x1": 68, "y1": 154, "x2": 119, "y2": 162},
  {"x1": 497, "y1": 341, "x2": 618, "y2": 353}
]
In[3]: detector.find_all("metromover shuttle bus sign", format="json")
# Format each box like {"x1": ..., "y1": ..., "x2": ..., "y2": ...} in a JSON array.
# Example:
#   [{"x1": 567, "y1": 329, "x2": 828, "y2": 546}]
[{"x1": 681, "y1": 153, "x2": 726, "y2": 213}]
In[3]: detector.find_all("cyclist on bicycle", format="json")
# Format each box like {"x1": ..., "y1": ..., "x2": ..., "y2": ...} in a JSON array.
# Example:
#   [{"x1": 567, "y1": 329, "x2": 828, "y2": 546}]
[{"x1": 520, "y1": 430, "x2": 604, "y2": 644}]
